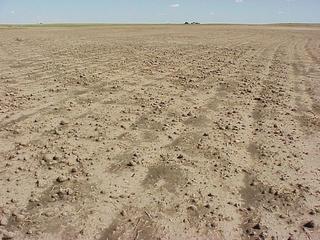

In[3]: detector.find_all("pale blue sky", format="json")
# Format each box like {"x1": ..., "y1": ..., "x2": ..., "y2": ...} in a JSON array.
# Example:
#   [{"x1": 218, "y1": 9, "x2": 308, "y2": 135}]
[{"x1": 0, "y1": 0, "x2": 319, "y2": 24}]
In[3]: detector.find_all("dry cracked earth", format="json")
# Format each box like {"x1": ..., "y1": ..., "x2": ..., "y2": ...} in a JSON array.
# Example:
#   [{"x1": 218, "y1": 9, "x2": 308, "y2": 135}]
[{"x1": 0, "y1": 24, "x2": 320, "y2": 240}]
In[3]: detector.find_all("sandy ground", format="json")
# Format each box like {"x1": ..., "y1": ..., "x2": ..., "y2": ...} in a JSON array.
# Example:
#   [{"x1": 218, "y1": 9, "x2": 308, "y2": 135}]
[{"x1": 0, "y1": 24, "x2": 320, "y2": 240}]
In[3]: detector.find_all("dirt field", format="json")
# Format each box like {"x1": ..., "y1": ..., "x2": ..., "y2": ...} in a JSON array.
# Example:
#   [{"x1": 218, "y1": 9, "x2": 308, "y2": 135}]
[{"x1": 0, "y1": 24, "x2": 320, "y2": 240}]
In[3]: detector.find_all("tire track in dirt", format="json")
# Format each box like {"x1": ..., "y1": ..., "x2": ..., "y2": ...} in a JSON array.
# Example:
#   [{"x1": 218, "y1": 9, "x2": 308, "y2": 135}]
[
  {"x1": 205, "y1": 38, "x2": 289, "y2": 239},
  {"x1": 241, "y1": 32, "x2": 320, "y2": 240},
  {"x1": 239, "y1": 41, "x2": 293, "y2": 239},
  {"x1": 284, "y1": 35, "x2": 320, "y2": 240},
  {"x1": 289, "y1": 37, "x2": 320, "y2": 240}
]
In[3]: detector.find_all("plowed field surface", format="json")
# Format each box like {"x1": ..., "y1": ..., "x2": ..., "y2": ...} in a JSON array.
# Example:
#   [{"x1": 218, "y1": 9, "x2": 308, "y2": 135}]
[{"x1": 0, "y1": 24, "x2": 320, "y2": 240}]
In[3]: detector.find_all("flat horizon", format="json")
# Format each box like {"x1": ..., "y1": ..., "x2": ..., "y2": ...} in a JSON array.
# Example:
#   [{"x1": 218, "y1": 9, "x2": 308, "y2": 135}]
[
  {"x1": 1, "y1": 22, "x2": 320, "y2": 26},
  {"x1": 1, "y1": 0, "x2": 320, "y2": 25}
]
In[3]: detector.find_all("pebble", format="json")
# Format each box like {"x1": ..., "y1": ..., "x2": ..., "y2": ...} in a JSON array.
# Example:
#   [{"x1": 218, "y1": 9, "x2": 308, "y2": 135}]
[
  {"x1": 187, "y1": 205, "x2": 197, "y2": 211},
  {"x1": 303, "y1": 220, "x2": 315, "y2": 229},
  {"x1": 309, "y1": 209, "x2": 316, "y2": 215},
  {"x1": 204, "y1": 203, "x2": 210, "y2": 209},
  {"x1": 177, "y1": 154, "x2": 184, "y2": 159},
  {"x1": 11, "y1": 212, "x2": 24, "y2": 222},
  {"x1": 43, "y1": 211, "x2": 54, "y2": 217},
  {"x1": 0, "y1": 215, "x2": 8, "y2": 226},
  {"x1": 35, "y1": 179, "x2": 46, "y2": 188},
  {"x1": 60, "y1": 120, "x2": 68, "y2": 126},
  {"x1": 120, "y1": 210, "x2": 126, "y2": 216},
  {"x1": 252, "y1": 223, "x2": 261, "y2": 230},
  {"x1": 127, "y1": 161, "x2": 135, "y2": 167},
  {"x1": 42, "y1": 154, "x2": 53, "y2": 162},
  {"x1": 56, "y1": 176, "x2": 68, "y2": 183}
]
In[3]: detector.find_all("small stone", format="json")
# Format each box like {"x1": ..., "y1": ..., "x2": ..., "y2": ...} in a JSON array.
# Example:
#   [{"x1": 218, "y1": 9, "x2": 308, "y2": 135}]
[
  {"x1": 36, "y1": 179, "x2": 46, "y2": 188},
  {"x1": 66, "y1": 188, "x2": 73, "y2": 195},
  {"x1": 252, "y1": 223, "x2": 261, "y2": 230},
  {"x1": 0, "y1": 215, "x2": 8, "y2": 226},
  {"x1": 259, "y1": 232, "x2": 268, "y2": 239},
  {"x1": 303, "y1": 220, "x2": 315, "y2": 229},
  {"x1": 43, "y1": 154, "x2": 53, "y2": 162},
  {"x1": 246, "y1": 228, "x2": 255, "y2": 236},
  {"x1": 56, "y1": 176, "x2": 68, "y2": 183},
  {"x1": 127, "y1": 161, "x2": 134, "y2": 167},
  {"x1": 60, "y1": 120, "x2": 68, "y2": 125},
  {"x1": 187, "y1": 205, "x2": 197, "y2": 211},
  {"x1": 43, "y1": 211, "x2": 54, "y2": 217},
  {"x1": 309, "y1": 209, "x2": 316, "y2": 215},
  {"x1": 177, "y1": 154, "x2": 183, "y2": 159},
  {"x1": 12, "y1": 212, "x2": 24, "y2": 222}
]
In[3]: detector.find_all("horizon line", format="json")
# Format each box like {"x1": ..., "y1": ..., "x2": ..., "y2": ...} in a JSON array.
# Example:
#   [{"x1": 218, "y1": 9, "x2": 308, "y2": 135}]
[{"x1": 1, "y1": 22, "x2": 320, "y2": 26}]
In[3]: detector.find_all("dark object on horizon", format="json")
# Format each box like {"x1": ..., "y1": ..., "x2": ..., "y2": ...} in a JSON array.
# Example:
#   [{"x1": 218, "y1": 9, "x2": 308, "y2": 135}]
[{"x1": 184, "y1": 22, "x2": 200, "y2": 25}]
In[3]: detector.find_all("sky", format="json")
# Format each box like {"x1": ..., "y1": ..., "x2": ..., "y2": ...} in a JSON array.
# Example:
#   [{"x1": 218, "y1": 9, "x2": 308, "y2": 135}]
[{"x1": 0, "y1": 0, "x2": 319, "y2": 24}]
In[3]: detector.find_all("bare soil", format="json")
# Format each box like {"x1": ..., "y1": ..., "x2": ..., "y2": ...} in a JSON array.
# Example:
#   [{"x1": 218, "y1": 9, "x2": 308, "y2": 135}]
[{"x1": 0, "y1": 24, "x2": 320, "y2": 240}]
